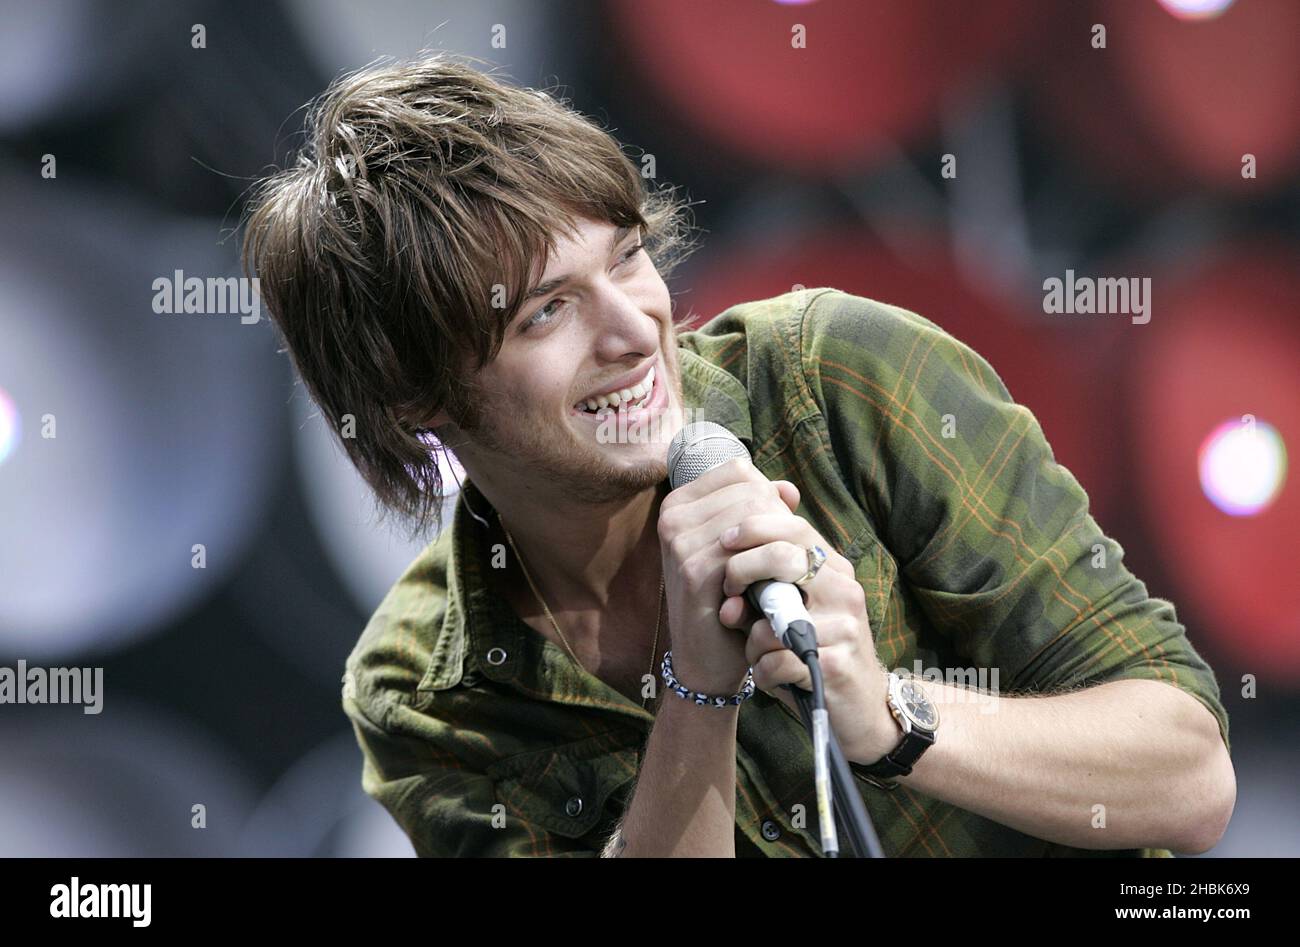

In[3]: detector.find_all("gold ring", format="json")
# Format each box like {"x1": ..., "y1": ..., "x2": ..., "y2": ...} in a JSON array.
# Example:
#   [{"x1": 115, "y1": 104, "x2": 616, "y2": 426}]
[{"x1": 794, "y1": 545, "x2": 828, "y2": 588}]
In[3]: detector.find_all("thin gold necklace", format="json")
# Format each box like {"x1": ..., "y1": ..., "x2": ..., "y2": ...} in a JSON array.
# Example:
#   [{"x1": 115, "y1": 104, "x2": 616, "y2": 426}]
[{"x1": 498, "y1": 512, "x2": 664, "y2": 712}]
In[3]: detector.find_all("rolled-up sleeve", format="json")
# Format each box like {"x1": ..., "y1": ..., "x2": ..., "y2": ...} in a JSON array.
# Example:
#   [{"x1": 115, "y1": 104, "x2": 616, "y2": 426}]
[{"x1": 800, "y1": 290, "x2": 1230, "y2": 753}]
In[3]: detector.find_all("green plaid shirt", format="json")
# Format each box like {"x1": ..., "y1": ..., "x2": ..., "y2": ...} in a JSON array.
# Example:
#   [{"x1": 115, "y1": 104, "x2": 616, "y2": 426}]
[{"x1": 342, "y1": 288, "x2": 1230, "y2": 857}]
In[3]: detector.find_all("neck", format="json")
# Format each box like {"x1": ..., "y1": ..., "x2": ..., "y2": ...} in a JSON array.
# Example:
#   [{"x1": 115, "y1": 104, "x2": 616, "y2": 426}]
[{"x1": 473, "y1": 477, "x2": 667, "y2": 613}]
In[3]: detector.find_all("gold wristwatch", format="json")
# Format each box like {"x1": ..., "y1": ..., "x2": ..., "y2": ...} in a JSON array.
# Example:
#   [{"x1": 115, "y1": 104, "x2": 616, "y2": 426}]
[{"x1": 852, "y1": 671, "x2": 939, "y2": 791}]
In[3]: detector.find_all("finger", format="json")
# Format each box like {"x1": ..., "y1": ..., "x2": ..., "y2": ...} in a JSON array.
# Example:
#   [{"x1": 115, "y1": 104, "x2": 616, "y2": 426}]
[
  {"x1": 722, "y1": 540, "x2": 809, "y2": 598},
  {"x1": 719, "y1": 512, "x2": 819, "y2": 551},
  {"x1": 748, "y1": 616, "x2": 785, "y2": 663},
  {"x1": 751, "y1": 647, "x2": 810, "y2": 696},
  {"x1": 674, "y1": 480, "x2": 797, "y2": 558},
  {"x1": 682, "y1": 478, "x2": 789, "y2": 541},
  {"x1": 719, "y1": 513, "x2": 854, "y2": 577},
  {"x1": 776, "y1": 480, "x2": 800, "y2": 512},
  {"x1": 744, "y1": 617, "x2": 786, "y2": 664},
  {"x1": 664, "y1": 456, "x2": 761, "y2": 505},
  {"x1": 718, "y1": 594, "x2": 755, "y2": 630}
]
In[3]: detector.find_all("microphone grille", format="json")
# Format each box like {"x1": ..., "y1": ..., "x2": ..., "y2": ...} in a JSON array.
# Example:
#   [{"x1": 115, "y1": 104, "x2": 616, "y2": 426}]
[{"x1": 667, "y1": 420, "x2": 751, "y2": 489}]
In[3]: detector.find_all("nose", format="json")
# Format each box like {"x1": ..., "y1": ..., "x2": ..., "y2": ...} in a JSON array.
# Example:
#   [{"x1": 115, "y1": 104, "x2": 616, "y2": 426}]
[{"x1": 587, "y1": 283, "x2": 660, "y2": 360}]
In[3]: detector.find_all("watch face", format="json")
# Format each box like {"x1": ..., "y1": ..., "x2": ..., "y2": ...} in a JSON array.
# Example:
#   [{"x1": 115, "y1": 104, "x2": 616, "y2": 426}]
[{"x1": 899, "y1": 679, "x2": 938, "y2": 730}]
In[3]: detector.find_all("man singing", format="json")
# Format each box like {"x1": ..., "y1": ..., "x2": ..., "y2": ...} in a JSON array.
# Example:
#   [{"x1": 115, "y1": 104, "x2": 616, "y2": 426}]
[{"x1": 242, "y1": 54, "x2": 1234, "y2": 857}]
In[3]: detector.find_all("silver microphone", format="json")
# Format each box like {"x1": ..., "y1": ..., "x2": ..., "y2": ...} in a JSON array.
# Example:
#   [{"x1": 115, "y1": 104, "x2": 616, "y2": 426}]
[
  {"x1": 665, "y1": 421, "x2": 815, "y2": 645},
  {"x1": 666, "y1": 420, "x2": 750, "y2": 490}
]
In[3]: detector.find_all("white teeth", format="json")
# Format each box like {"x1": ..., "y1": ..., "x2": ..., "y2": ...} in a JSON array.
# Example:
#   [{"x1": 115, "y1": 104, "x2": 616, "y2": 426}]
[{"x1": 578, "y1": 365, "x2": 655, "y2": 413}]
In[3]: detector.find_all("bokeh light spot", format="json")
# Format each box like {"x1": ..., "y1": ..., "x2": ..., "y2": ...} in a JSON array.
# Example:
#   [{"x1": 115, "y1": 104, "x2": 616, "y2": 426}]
[
  {"x1": 0, "y1": 387, "x2": 19, "y2": 466},
  {"x1": 1157, "y1": 0, "x2": 1236, "y2": 21},
  {"x1": 1199, "y1": 418, "x2": 1288, "y2": 516}
]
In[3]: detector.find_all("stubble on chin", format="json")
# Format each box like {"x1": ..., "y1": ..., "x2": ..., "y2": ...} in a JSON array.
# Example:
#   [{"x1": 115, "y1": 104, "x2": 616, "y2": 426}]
[
  {"x1": 539, "y1": 415, "x2": 670, "y2": 503},
  {"x1": 459, "y1": 346, "x2": 685, "y2": 503},
  {"x1": 471, "y1": 399, "x2": 671, "y2": 504}
]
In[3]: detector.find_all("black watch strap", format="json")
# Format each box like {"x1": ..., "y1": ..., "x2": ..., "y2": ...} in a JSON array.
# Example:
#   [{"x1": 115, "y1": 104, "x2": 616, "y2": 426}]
[{"x1": 852, "y1": 726, "x2": 935, "y2": 788}]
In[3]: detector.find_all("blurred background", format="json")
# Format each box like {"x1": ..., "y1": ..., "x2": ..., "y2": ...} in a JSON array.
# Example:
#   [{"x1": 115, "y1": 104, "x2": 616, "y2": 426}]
[{"x1": 0, "y1": 0, "x2": 1296, "y2": 856}]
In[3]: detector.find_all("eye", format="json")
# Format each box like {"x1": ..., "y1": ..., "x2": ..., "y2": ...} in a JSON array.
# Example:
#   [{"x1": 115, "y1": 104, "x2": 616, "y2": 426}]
[
  {"x1": 521, "y1": 297, "x2": 567, "y2": 333},
  {"x1": 619, "y1": 240, "x2": 646, "y2": 265},
  {"x1": 519, "y1": 239, "x2": 644, "y2": 334}
]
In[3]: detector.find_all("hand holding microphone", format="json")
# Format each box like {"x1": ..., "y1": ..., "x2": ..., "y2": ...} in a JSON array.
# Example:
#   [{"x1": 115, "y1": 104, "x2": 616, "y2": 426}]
[
  {"x1": 664, "y1": 422, "x2": 892, "y2": 764},
  {"x1": 656, "y1": 452, "x2": 801, "y2": 696}
]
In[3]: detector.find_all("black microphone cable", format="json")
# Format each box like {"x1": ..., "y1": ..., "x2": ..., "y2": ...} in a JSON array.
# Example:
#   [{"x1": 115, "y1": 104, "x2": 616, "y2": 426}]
[
  {"x1": 766, "y1": 617, "x2": 885, "y2": 858},
  {"x1": 783, "y1": 679, "x2": 886, "y2": 859}
]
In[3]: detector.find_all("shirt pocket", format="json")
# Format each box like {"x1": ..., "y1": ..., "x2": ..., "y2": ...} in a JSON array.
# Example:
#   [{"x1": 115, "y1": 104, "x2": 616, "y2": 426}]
[{"x1": 485, "y1": 729, "x2": 641, "y2": 840}]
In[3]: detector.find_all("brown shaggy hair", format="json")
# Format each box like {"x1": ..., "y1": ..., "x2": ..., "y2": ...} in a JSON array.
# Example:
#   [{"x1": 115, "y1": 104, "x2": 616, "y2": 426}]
[{"x1": 242, "y1": 52, "x2": 698, "y2": 540}]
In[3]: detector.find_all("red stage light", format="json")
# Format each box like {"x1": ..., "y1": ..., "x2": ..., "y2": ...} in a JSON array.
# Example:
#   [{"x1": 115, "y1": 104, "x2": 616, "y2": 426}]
[
  {"x1": 1129, "y1": 247, "x2": 1300, "y2": 679},
  {"x1": 1034, "y1": 0, "x2": 1300, "y2": 195},
  {"x1": 609, "y1": 0, "x2": 1036, "y2": 172}
]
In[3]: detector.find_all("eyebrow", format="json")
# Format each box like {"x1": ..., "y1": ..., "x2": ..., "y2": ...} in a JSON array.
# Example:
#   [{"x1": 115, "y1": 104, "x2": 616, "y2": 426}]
[{"x1": 520, "y1": 224, "x2": 636, "y2": 305}]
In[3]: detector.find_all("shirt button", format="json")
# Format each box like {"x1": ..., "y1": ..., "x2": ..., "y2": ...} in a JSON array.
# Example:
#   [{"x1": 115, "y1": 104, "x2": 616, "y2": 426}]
[
  {"x1": 485, "y1": 647, "x2": 508, "y2": 666},
  {"x1": 564, "y1": 796, "x2": 584, "y2": 817},
  {"x1": 761, "y1": 819, "x2": 782, "y2": 842}
]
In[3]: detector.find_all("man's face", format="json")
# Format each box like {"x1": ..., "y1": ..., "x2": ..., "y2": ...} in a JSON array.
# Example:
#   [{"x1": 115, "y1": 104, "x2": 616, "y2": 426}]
[{"x1": 441, "y1": 216, "x2": 686, "y2": 504}]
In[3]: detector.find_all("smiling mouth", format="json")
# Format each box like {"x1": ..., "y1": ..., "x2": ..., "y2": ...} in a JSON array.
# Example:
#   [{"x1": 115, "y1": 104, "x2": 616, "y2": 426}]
[{"x1": 573, "y1": 362, "x2": 657, "y2": 417}]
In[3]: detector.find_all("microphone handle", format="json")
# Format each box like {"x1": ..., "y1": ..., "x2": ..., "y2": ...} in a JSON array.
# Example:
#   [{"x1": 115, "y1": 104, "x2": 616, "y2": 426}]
[{"x1": 743, "y1": 579, "x2": 815, "y2": 648}]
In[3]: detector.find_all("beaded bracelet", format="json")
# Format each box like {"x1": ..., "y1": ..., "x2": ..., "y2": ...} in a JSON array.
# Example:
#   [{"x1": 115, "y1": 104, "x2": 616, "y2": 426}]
[{"x1": 660, "y1": 649, "x2": 755, "y2": 707}]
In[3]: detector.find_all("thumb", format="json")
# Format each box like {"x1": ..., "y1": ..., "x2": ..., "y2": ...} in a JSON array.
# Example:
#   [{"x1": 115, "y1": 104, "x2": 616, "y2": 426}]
[{"x1": 776, "y1": 480, "x2": 800, "y2": 512}]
